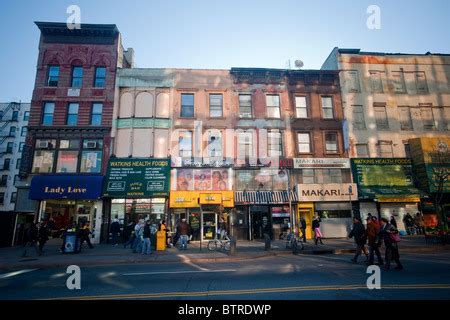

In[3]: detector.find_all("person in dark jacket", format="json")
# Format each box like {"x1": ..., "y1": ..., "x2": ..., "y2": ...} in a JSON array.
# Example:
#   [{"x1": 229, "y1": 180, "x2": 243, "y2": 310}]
[
  {"x1": 80, "y1": 222, "x2": 94, "y2": 249},
  {"x1": 38, "y1": 222, "x2": 49, "y2": 254},
  {"x1": 299, "y1": 216, "x2": 307, "y2": 243},
  {"x1": 123, "y1": 221, "x2": 136, "y2": 249},
  {"x1": 377, "y1": 218, "x2": 403, "y2": 270},
  {"x1": 348, "y1": 217, "x2": 368, "y2": 263},
  {"x1": 110, "y1": 218, "x2": 121, "y2": 246},
  {"x1": 22, "y1": 222, "x2": 40, "y2": 257},
  {"x1": 141, "y1": 220, "x2": 152, "y2": 255},
  {"x1": 402, "y1": 213, "x2": 415, "y2": 235},
  {"x1": 366, "y1": 216, "x2": 383, "y2": 266},
  {"x1": 312, "y1": 213, "x2": 323, "y2": 245},
  {"x1": 178, "y1": 218, "x2": 190, "y2": 250},
  {"x1": 390, "y1": 216, "x2": 397, "y2": 229}
]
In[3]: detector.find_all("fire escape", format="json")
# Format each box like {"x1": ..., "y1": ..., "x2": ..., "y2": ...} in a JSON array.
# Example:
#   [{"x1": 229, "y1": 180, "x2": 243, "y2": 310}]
[{"x1": 0, "y1": 102, "x2": 20, "y2": 189}]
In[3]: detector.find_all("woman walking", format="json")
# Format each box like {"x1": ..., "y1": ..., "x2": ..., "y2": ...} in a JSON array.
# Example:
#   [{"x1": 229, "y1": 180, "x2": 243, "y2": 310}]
[
  {"x1": 312, "y1": 213, "x2": 324, "y2": 245},
  {"x1": 377, "y1": 218, "x2": 403, "y2": 270}
]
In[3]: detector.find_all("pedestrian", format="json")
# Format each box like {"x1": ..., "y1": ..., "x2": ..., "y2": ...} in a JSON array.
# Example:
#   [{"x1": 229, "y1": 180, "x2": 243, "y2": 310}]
[
  {"x1": 22, "y1": 222, "x2": 40, "y2": 257},
  {"x1": 132, "y1": 220, "x2": 144, "y2": 253},
  {"x1": 402, "y1": 213, "x2": 415, "y2": 235},
  {"x1": 312, "y1": 213, "x2": 324, "y2": 245},
  {"x1": 414, "y1": 212, "x2": 425, "y2": 235},
  {"x1": 366, "y1": 216, "x2": 383, "y2": 266},
  {"x1": 141, "y1": 220, "x2": 152, "y2": 255},
  {"x1": 172, "y1": 219, "x2": 180, "y2": 247},
  {"x1": 377, "y1": 217, "x2": 403, "y2": 271},
  {"x1": 123, "y1": 221, "x2": 136, "y2": 249},
  {"x1": 217, "y1": 217, "x2": 227, "y2": 239},
  {"x1": 299, "y1": 216, "x2": 307, "y2": 243},
  {"x1": 110, "y1": 217, "x2": 121, "y2": 246},
  {"x1": 159, "y1": 219, "x2": 170, "y2": 247},
  {"x1": 348, "y1": 217, "x2": 368, "y2": 263},
  {"x1": 390, "y1": 216, "x2": 397, "y2": 229},
  {"x1": 178, "y1": 218, "x2": 190, "y2": 250},
  {"x1": 38, "y1": 221, "x2": 49, "y2": 254},
  {"x1": 80, "y1": 222, "x2": 94, "y2": 249}
]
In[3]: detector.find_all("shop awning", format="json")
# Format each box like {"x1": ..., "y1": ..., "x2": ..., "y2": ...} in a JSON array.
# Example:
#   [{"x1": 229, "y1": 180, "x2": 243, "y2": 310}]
[
  {"x1": 357, "y1": 186, "x2": 424, "y2": 202},
  {"x1": 29, "y1": 175, "x2": 104, "y2": 200},
  {"x1": 235, "y1": 191, "x2": 298, "y2": 204}
]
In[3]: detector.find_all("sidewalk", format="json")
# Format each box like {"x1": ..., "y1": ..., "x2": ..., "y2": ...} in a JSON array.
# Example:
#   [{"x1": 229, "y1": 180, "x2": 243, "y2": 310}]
[{"x1": 0, "y1": 235, "x2": 447, "y2": 270}]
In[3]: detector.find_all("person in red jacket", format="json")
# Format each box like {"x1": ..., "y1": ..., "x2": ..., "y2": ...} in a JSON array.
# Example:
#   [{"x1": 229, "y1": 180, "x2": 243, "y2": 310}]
[{"x1": 366, "y1": 216, "x2": 383, "y2": 266}]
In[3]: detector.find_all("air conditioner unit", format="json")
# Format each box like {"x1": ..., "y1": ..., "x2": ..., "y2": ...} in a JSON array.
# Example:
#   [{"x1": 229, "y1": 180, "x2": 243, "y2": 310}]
[
  {"x1": 38, "y1": 141, "x2": 49, "y2": 149},
  {"x1": 86, "y1": 142, "x2": 97, "y2": 149}
]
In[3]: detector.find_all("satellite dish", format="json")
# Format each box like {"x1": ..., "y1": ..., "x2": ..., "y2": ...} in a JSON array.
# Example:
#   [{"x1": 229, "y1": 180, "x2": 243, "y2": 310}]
[{"x1": 294, "y1": 60, "x2": 304, "y2": 68}]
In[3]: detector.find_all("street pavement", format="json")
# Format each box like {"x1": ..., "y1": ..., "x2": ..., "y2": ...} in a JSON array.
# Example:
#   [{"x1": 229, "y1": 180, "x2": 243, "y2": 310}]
[
  {"x1": 0, "y1": 250, "x2": 449, "y2": 300},
  {"x1": 0, "y1": 235, "x2": 449, "y2": 300}
]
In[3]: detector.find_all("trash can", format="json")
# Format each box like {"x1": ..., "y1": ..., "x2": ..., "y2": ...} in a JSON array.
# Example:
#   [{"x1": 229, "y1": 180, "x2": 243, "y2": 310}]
[
  {"x1": 156, "y1": 231, "x2": 166, "y2": 251},
  {"x1": 62, "y1": 231, "x2": 81, "y2": 254}
]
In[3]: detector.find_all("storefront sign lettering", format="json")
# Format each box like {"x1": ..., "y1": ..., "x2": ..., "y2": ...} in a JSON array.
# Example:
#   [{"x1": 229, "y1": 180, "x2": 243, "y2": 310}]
[
  {"x1": 298, "y1": 184, "x2": 358, "y2": 202},
  {"x1": 294, "y1": 158, "x2": 350, "y2": 169},
  {"x1": 44, "y1": 186, "x2": 87, "y2": 194}
]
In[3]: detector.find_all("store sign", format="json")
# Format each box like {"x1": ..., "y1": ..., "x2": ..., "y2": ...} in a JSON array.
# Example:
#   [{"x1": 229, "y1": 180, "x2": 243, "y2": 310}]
[
  {"x1": 294, "y1": 158, "x2": 350, "y2": 169},
  {"x1": 297, "y1": 184, "x2": 358, "y2": 202},
  {"x1": 29, "y1": 175, "x2": 104, "y2": 200},
  {"x1": 351, "y1": 158, "x2": 414, "y2": 187},
  {"x1": 103, "y1": 158, "x2": 170, "y2": 198},
  {"x1": 200, "y1": 193, "x2": 222, "y2": 205},
  {"x1": 169, "y1": 191, "x2": 234, "y2": 208}
]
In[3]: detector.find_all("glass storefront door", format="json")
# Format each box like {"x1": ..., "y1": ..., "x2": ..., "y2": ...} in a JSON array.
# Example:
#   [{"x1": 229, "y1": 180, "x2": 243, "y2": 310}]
[{"x1": 202, "y1": 212, "x2": 217, "y2": 240}]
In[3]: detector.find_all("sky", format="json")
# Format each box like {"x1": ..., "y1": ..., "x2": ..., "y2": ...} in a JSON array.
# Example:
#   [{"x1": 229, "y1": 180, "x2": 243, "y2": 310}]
[{"x1": 0, "y1": 0, "x2": 449, "y2": 102}]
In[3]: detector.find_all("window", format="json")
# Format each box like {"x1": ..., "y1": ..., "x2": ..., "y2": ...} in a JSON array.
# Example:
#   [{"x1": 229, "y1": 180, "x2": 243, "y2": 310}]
[
  {"x1": 346, "y1": 71, "x2": 360, "y2": 92},
  {"x1": 21, "y1": 126, "x2": 27, "y2": 136},
  {"x1": 316, "y1": 169, "x2": 343, "y2": 184},
  {"x1": 32, "y1": 139, "x2": 56, "y2": 173},
  {"x1": 352, "y1": 105, "x2": 366, "y2": 129},
  {"x1": 14, "y1": 175, "x2": 19, "y2": 185},
  {"x1": 239, "y1": 94, "x2": 252, "y2": 118},
  {"x1": 179, "y1": 131, "x2": 193, "y2": 157},
  {"x1": 11, "y1": 192, "x2": 17, "y2": 203},
  {"x1": 42, "y1": 102, "x2": 55, "y2": 125},
  {"x1": 91, "y1": 103, "x2": 103, "y2": 125},
  {"x1": 3, "y1": 159, "x2": 10, "y2": 170},
  {"x1": 18, "y1": 143, "x2": 24, "y2": 152},
  {"x1": 302, "y1": 169, "x2": 315, "y2": 184},
  {"x1": 325, "y1": 132, "x2": 338, "y2": 153},
  {"x1": 56, "y1": 147, "x2": 78, "y2": 173},
  {"x1": 398, "y1": 107, "x2": 413, "y2": 130},
  {"x1": 12, "y1": 111, "x2": 18, "y2": 121},
  {"x1": 0, "y1": 193, "x2": 4, "y2": 205},
  {"x1": 374, "y1": 104, "x2": 389, "y2": 130},
  {"x1": 297, "y1": 133, "x2": 311, "y2": 153},
  {"x1": 266, "y1": 95, "x2": 280, "y2": 118},
  {"x1": 421, "y1": 106, "x2": 436, "y2": 130},
  {"x1": 404, "y1": 143, "x2": 412, "y2": 158},
  {"x1": 415, "y1": 72, "x2": 428, "y2": 94},
  {"x1": 321, "y1": 96, "x2": 334, "y2": 119},
  {"x1": 47, "y1": 66, "x2": 60, "y2": 87},
  {"x1": 378, "y1": 142, "x2": 393, "y2": 158},
  {"x1": 94, "y1": 67, "x2": 106, "y2": 88},
  {"x1": 6, "y1": 142, "x2": 13, "y2": 153},
  {"x1": 356, "y1": 144, "x2": 369, "y2": 157},
  {"x1": 369, "y1": 71, "x2": 383, "y2": 93},
  {"x1": 16, "y1": 159, "x2": 21, "y2": 170},
  {"x1": 208, "y1": 131, "x2": 222, "y2": 157},
  {"x1": 181, "y1": 94, "x2": 194, "y2": 118},
  {"x1": 23, "y1": 111, "x2": 30, "y2": 121},
  {"x1": 295, "y1": 96, "x2": 308, "y2": 118},
  {"x1": 237, "y1": 132, "x2": 254, "y2": 158},
  {"x1": 1, "y1": 175, "x2": 8, "y2": 186},
  {"x1": 80, "y1": 139, "x2": 103, "y2": 173},
  {"x1": 268, "y1": 130, "x2": 283, "y2": 157},
  {"x1": 392, "y1": 71, "x2": 406, "y2": 93},
  {"x1": 209, "y1": 94, "x2": 223, "y2": 118},
  {"x1": 9, "y1": 126, "x2": 16, "y2": 137},
  {"x1": 71, "y1": 66, "x2": 83, "y2": 88},
  {"x1": 67, "y1": 103, "x2": 79, "y2": 125}
]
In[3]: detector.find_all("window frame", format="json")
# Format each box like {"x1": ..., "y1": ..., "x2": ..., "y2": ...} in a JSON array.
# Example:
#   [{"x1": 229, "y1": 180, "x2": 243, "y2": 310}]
[
  {"x1": 237, "y1": 131, "x2": 254, "y2": 158},
  {"x1": 324, "y1": 131, "x2": 339, "y2": 154},
  {"x1": 178, "y1": 130, "x2": 193, "y2": 157},
  {"x1": 47, "y1": 65, "x2": 60, "y2": 87},
  {"x1": 180, "y1": 93, "x2": 195, "y2": 118},
  {"x1": 71, "y1": 66, "x2": 83, "y2": 88},
  {"x1": 374, "y1": 104, "x2": 389, "y2": 130},
  {"x1": 369, "y1": 70, "x2": 384, "y2": 93},
  {"x1": 297, "y1": 132, "x2": 312, "y2": 154},
  {"x1": 295, "y1": 96, "x2": 308, "y2": 119},
  {"x1": 415, "y1": 71, "x2": 428, "y2": 94},
  {"x1": 320, "y1": 96, "x2": 334, "y2": 119},
  {"x1": 207, "y1": 130, "x2": 223, "y2": 158},
  {"x1": 66, "y1": 103, "x2": 79, "y2": 126},
  {"x1": 267, "y1": 129, "x2": 283, "y2": 157},
  {"x1": 209, "y1": 94, "x2": 223, "y2": 118},
  {"x1": 42, "y1": 102, "x2": 55, "y2": 125},
  {"x1": 378, "y1": 141, "x2": 394, "y2": 158},
  {"x1": 91, "y1": 103, "x2": 103, "y2": 125},
  {"x1": 398, "y1": 106, "x2": 413, "y2": 131},
  {"x1": 355, "y1": 144, "x2": 370, "y2": 158},
  {"x1": 238, "y1": 94, "x2": 253, "y2": 118},
  {"x1": 94, "y1": 66, "x2": 107, "y2": 88},
  {"x1": 23, "y1": 111, "x2": 30, "y2": 121},
  {"x1": 352, "y1": 105, "x2": 366, "y2": 130},
  {"x1": 266, "y1": 94, "x2": 281, "y2": 119}
]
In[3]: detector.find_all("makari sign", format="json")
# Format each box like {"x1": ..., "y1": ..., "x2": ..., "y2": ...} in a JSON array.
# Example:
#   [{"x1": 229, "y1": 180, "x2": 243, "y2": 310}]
[{"x1": 103, "y1": 158, "x2": 170, "y2": 198}]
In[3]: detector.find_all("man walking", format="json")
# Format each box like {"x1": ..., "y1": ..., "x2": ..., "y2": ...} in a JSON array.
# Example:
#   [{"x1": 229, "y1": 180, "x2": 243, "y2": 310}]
[
  {"x1": 80, "y1": 222, "x2": 94, "y2": 249},
  {"x1": 141, "y1": 220, "x2": 152, "y2": 255},
  {"x1": 110, "y1": 217, "x2": 121, "y2": 246},
  {"x1": 178, "y1": 218, "x2": 190, "y2": 250},
  {"x1": 38, "y1": 221, "x2": 49, "y2": 254},
  {"x1": 22, "y1": 222, "x2": 40, "y2": 257},
  {"x1": 377, "y1": 218, "x2": 403, "y2": 270},
  {"x1": 348, "y1": 217, "x2": 368, "y2": 263},
  {"x1": 299, "y1": 216, "x2": 307, "y2": 243},
  {"x1": 366, "y1": 216, "x2": 383, "y2": 266}
]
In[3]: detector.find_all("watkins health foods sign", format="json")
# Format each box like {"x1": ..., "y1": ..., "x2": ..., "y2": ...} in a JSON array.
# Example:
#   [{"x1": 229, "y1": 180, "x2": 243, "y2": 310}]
[{"x1": 103, "y1": 158, "x2": 170, "y2": 198}]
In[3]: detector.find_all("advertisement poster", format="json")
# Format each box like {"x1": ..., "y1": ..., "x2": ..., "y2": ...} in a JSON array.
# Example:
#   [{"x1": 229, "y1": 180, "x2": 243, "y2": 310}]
[
  {"x1": 172, "y1": 168, "x2": 231, "y2": 191},
  {"x1": 194, "y1": 169, "x2": 212, "y2": 190}
]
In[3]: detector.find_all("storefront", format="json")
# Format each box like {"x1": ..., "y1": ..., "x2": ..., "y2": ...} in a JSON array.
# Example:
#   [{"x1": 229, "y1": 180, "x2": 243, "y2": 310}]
[
  {"x1": 29, "y1": 175, "x2": 104, "y2": 244},
  {"x1": 351, "y1": 158, "x2": 423, "y2": 233},
  {"x1": 296, "y1": 183, "x2": 357, "y2": 238},
  {"x1": 102, "y1": 158, "x2": 170, "y2": 230}
]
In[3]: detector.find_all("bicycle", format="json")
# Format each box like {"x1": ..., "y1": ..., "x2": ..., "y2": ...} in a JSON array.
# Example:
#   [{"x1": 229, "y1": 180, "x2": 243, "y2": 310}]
[
  {"x1": 285, "y1": 231, "x2": 304, "y2": 253},
  {"x1": 207, "y1": 234, "x2": 231, "y2": 252}
]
